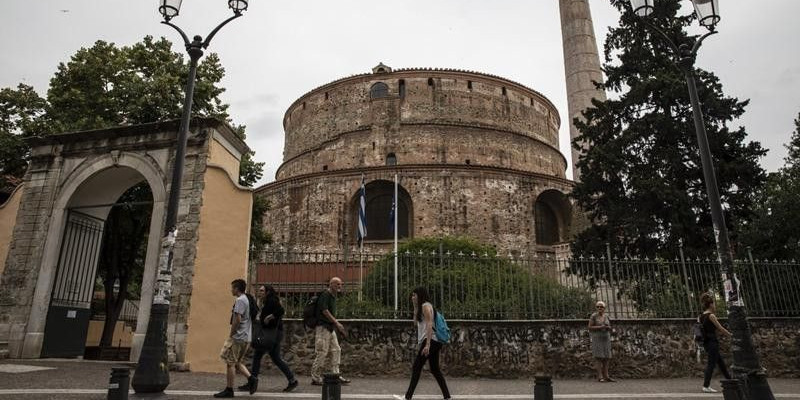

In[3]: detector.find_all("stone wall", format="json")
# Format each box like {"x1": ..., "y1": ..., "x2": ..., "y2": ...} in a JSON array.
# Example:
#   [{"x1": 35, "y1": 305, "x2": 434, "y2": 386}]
[
  {"x1": 259, "y1": 167, "x2": 575, "y2": 255},
  {"x1": 266, "y1": 318, "x2": 800, "y2": 379},
  {"x1": 258, "y1": 66, "x2": 576, "y2": 255},
  {"x1": 281, "y1": 69, "x2": 561, "y2": 165}
]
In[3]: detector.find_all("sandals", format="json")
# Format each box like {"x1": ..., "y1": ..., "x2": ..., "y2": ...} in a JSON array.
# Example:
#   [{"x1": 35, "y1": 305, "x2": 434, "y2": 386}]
[{"x1": 597, "y1": 378, "x2": 616, "y2": 383}]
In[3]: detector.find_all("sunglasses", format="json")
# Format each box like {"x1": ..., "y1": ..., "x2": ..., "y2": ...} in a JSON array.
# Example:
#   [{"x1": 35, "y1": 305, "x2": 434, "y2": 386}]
[{"x1": 596, "y1": 306, "x2": 605, "y2": 309}]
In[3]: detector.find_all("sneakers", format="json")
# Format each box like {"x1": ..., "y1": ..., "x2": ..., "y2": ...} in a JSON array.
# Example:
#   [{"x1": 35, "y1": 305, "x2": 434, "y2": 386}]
[
  {"x1": 392, "y1": 395, "x2": 407, "y2": 400},
  {"x1": 283, "y1": 380, "x2": 299, "y2": 392},
  {"x1": 338, "y1": 376, "x2": 351, "y2": 385},
  {"x1": 702, "y1": 386, "x2": 718, "y2": 393},
  {"x1": 213, "y1": 387, "x2": 234, "y2": 398}
]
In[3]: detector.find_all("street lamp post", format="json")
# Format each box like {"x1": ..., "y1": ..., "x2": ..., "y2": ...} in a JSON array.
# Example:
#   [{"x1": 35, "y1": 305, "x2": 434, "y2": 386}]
[
  {"x1": 131, "y1": 0, "x2": 247, "y2": 393},
  {"x1": 629, "y1": 1, "x2": 774, "y2": 399}
]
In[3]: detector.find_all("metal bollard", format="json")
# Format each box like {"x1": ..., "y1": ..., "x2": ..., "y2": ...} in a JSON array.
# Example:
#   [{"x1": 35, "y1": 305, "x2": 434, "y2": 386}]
[
  {"x1": 720, "y1": 379, "x2": 746, "y2": 400},
  {"x1": 322, "y1": 373, "x2": 341, "y2": 400},
  {"x1": 533, "y1": 375, "x2": 554, "y2": 400},
  {"x1": 108, "y1": 367, "x2": 130, "y2": 400}
]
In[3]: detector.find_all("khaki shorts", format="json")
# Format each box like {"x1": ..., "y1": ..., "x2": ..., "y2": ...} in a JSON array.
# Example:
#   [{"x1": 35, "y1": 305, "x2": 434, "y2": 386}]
[{"x1": 220, "y1": 338, "x2": 250, "y2": 365}]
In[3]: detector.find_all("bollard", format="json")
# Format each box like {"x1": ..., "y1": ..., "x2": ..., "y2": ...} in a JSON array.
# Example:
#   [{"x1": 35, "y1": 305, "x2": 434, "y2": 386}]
[
  {"x1": 108, "y1": 367, "x2": 130, "y2": 400},
  {"x1": 322, "y1": 373, "x2": 342, "y2": 400},
  {"x1": 720, "y1": 379, "x2": 746, "y2": 400},
  {"x1": 533, "y1": 375, "x2": 553, "y2": 400}
]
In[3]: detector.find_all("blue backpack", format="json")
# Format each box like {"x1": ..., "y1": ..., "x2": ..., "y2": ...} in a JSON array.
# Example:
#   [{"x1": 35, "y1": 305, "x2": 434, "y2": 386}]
[{"x1": 434, "y1": 310, "x2": 451, "y2": 344}]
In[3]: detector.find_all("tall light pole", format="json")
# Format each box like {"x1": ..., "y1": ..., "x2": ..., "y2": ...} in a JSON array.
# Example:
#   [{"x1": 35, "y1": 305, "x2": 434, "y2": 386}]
[
  {"x1": 629, "y1": 1, "x2": 774, "y2": 398},
  {"x1": 132, "y1": 0, "x2": 247, "y2": 393}
]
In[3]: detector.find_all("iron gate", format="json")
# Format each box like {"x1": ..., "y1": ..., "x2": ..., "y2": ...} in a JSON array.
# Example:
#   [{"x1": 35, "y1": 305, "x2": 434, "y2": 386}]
[{"x1": 41, "y1": 211, "x2": 105, "y2": 358}]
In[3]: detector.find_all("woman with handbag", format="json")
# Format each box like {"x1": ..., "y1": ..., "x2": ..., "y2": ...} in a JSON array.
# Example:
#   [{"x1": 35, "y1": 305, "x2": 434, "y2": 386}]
[{"x1": 240, "y1": 285, "x2": 298, "y2": 393}]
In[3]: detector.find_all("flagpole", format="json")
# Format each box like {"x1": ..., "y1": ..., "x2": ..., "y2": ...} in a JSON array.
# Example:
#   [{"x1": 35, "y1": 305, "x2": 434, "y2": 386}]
[
  {"x1": 393, "y1": 173, "x2": 398, "y2": 313},
  {"x1": 358, "y1": 238, "x2": 363, "y2": 302},
  {"x1": 358, "y1": 173, "x2": 366, "y2": 302}
]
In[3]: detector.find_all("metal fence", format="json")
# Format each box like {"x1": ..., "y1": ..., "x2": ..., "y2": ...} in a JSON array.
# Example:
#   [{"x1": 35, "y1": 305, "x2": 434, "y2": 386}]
[{"x1": 252, "y1": 250, "x2": 800, "y2": 320}]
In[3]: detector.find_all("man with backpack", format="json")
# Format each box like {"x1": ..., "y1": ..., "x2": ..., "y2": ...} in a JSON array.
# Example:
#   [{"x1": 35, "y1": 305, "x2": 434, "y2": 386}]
[
  {"x1": 310, "y1": 277, "x2": 350, "y2": 386},
  {"x1": 214, "y1": 279, "x2": 257, "y2": 398}
]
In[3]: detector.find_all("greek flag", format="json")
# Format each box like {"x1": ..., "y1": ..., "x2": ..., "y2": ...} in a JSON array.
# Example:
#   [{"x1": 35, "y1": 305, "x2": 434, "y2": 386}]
[{"x1": 357, "y1": 175, "x2": 367, "y2": 245}]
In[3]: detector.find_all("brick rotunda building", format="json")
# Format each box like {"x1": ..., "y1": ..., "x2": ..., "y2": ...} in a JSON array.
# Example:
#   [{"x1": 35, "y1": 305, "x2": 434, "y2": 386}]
[{"x1": 255, "y1": 64, "x2": 576, "y2": 256}]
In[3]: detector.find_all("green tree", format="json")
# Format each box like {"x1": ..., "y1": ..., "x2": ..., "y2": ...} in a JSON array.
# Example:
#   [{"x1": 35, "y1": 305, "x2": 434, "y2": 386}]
[
  {"x1": 352, "y1": 237, "x2": 592, "y2": 319},
  {"x1": 570, "y1": 0, "x2": 766, "y2": 259},
  {"x1": 740, "y1": 113, "x2": 800, "y2": 259},
  {"x1": 95, "y1": 182, "x2": 152, "y2": 348},
  {"x1": 45, "y1": 36, "x2": 228, "y2": 133},
  {"x1": 0, "y1": 84, "x2": 47, "y2": 182}
]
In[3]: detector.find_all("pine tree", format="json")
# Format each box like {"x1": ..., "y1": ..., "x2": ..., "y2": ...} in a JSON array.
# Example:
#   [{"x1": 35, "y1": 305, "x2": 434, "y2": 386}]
[
  {"x1": 570, "y1": 0, "x2": 766, "y2": 258},
  {"x1": 740, "y1": 113, "x2": 800, "y2": 259}
]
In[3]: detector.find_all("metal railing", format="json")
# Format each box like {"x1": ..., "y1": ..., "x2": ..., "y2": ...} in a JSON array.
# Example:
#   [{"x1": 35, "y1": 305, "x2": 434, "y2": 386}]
[{"x1": 251, "y1": 250, "x2": 800, "y2": 320}]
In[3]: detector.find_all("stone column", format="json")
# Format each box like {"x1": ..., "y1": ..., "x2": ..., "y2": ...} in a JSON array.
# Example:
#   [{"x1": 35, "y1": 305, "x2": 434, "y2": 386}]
[{"x1": 558, "y1": 0, "x2": 607, "y2": 182}]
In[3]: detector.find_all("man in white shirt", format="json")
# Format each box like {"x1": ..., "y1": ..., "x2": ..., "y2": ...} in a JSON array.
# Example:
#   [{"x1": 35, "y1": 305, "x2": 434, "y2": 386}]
[{"x1": 215, "y1": 279, "x2": 255, "y2": 398}]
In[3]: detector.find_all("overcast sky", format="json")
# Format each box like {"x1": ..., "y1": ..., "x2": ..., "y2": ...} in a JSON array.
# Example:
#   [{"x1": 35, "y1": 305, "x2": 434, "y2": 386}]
[{"x1": 2, "y1": 1, "x2": 798, "y2": 186}]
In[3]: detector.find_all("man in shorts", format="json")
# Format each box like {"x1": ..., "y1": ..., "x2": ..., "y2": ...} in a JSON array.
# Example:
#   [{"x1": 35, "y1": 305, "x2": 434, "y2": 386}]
[{"x1": 215, "y1": 279, "x2": 255, "y2": 398}]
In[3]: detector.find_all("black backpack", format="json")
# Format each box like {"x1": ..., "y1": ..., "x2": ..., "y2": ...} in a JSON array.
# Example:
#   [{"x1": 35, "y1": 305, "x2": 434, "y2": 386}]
[
  {"x1": 302, "y1": 292, "x2": 321, "y2": 329},
  {"x1": 693, "y1": 314, "x2": 706, "y2": 345}
]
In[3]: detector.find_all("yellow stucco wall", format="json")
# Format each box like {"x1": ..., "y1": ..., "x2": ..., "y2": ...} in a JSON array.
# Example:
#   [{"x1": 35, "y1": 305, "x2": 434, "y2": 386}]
[
  {"x1": 0, "y1": 185, "x2": 24, "y2": 277},
  {"x1": 184, "y1": 165, "x2": 252, "y2": 373},
  {"x1": 209, "y1": 137, "x2": 242, "y2": 182}
]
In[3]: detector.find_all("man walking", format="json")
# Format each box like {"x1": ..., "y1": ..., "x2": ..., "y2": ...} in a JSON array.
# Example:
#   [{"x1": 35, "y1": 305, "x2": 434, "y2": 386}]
[
  {"x1": 311, "y1": 277, "x2": 350, "y2": 385},
  {"x1": 215, "y1": 279, "x2": 256, "y2": 398}
]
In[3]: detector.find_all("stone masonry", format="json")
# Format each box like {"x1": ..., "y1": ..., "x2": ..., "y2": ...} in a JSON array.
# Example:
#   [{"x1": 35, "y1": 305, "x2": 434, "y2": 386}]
[
  {"x1": 269, "y1": 318, "x2": 800, "y2": 379},
  {"x1": 257, "y1": 66, "x2": 576, "y2": 255},
  {"x1": 0, "y1": 118, "x2": 247, "y2": 365}
]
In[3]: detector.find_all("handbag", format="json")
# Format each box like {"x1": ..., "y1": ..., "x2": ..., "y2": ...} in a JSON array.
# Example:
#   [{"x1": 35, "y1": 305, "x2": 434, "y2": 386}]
[{"x1": 253, "y1": 323, "x2": 279, "y2": 350}]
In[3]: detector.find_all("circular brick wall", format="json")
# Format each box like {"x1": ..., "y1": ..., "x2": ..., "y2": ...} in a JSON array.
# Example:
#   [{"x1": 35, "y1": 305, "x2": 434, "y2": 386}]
[{"x1": 258, "y1": 66, "x2": 575, "y2": 255}]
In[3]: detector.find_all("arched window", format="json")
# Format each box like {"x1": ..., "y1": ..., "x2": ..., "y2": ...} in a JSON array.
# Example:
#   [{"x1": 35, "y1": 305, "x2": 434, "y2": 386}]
[
  {"x1": 370, "y1": 82, "x2": 389, "y2": 99},
  {"x1": 534, "y1": 190, "x2": 572, "y2": 246},
  {"x1": 350, "y1": 180, "x2": 412, "y2": 241},
  {"x1": 386, "y1": 153, "x2": 397, "y2": 166}
]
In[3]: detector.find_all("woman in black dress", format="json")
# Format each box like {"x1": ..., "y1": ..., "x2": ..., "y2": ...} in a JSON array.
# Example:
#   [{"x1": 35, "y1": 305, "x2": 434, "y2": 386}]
[
  {"x1": 699, "y1": 292, "x2": 731, "y2": 393},
  {"x1": 241, "y1": 285, "x2": 298, "y2": 393}
]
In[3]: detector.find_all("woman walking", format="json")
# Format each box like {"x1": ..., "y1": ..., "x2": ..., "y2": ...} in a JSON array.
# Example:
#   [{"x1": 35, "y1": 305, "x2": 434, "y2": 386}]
[
  {"x1": 588, "y1": 301, "x2": 614, "y2": 382},
  {"x1": 240, "y1": 285, "x2": 298, "y2": 393},
  {"x1": 393, "y1": 287, "x2": 451, "y2": 400},
  {"x1": 699, "y1": 292, "x2": 731, "y2": 393}
]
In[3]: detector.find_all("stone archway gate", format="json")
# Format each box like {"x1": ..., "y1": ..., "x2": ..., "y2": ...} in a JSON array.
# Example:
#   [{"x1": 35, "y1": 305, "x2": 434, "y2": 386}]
[{"x1": 0, "y1": 118, "x2": 252, "y2": 373}]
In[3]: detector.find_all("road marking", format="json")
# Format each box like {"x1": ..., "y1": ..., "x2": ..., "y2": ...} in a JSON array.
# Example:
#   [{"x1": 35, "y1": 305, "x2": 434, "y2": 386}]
[
  {"x1": 0, "y1": 365, "x2": 56, "y2": 374},
  {"x1": 1, "y1": 389, "x2": 799, "y2": 399}
]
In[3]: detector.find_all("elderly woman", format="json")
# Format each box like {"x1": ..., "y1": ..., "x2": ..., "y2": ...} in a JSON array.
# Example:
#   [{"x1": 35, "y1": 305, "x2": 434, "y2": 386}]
[{"x1": 588, "y1": 301, "x2": 614, "y2": 382}]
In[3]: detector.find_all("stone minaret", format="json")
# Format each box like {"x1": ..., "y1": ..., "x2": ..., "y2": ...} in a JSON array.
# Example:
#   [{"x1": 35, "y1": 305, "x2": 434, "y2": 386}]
[{"x1": 558, "y1": 0, "x2": 607, "y2": 182}]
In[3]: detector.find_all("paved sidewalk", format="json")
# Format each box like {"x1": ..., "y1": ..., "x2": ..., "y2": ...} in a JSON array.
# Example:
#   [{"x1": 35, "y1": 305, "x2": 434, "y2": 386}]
[{"x1": 1, "y1": 359, "x2": 799, "y2": 399}]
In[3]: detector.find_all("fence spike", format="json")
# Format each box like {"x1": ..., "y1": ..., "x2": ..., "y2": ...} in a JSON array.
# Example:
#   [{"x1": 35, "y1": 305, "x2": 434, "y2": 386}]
[
  {"x1": 458, "y1": 251, "x2": 464, "y2": 256},
  {"x1": 418, "y1": 250, "x2": 424, "y2": 255},
  {"x1": 405, "y1": 249, "x2": 411, "y2": 255},
  {"x1": 644, "y1": 255, "x2": 650, "y2": 261},
  {"x1": 579, "y1": 254, "x2": 585, "y2": 260},
  {"x1": 471, "y1": 251, "x2": 477, "y2": 257},
  {"x1": 773, "y1": 258, "x2": 778, "y2": 263},
  {"x1": 431, "y1": 250, "x2": 437, "y2": 256},
  {"x1": 483, "y1": 252, "x2": 489, "y2": 257},
  {"x1": 589, "y1": 255, "x2": 596, "y2": 261},
  {"x1": 446, "y1": 250, "x2": 452, "y2": 256}
]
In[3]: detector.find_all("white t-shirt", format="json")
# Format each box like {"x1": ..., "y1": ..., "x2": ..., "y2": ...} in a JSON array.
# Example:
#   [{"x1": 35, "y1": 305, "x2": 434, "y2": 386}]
[
  {"x1": 416, "y1": 302, "x2": 438, "y2": 344},
  {"x1": 231, "y1": 294, "x2": 252, "y2": 342}
]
